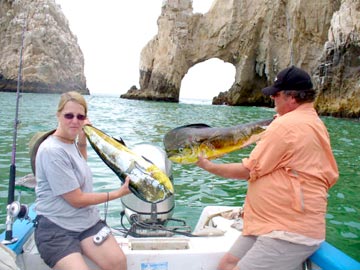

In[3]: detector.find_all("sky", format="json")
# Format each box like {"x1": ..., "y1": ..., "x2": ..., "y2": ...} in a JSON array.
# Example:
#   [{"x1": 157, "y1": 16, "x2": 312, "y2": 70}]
[{"x1": 55, "y1": 0, "x2": 235, "y2": 100}]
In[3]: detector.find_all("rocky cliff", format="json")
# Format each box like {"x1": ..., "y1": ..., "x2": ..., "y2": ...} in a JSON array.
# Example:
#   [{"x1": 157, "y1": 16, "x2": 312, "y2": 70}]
[
  {"x1": 121, "y1": 0, "x2": 360, "y2": 117},
  {"x1": 314, "y1": 0, "x2": 360, "y2": 117},
  {"x1": 0, "y1": 0, "x2": 88, "y2": 94}
]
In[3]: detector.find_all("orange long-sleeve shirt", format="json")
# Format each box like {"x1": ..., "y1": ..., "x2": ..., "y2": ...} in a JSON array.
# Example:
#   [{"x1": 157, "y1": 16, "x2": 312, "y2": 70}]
[{"x1": 242, "y1": 103, "x2": 339, "y2": 240}]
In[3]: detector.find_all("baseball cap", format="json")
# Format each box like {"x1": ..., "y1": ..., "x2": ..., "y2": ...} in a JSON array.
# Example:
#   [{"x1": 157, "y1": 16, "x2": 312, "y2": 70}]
[{"x1": 262, "y1": 66, "x2": 313, "y2": 96}]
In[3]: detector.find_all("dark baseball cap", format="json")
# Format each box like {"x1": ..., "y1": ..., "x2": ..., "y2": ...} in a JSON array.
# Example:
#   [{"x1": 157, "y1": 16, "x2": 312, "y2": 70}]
[{"x1": 262, "y1": 66, "x2": 313, "y2": 96}]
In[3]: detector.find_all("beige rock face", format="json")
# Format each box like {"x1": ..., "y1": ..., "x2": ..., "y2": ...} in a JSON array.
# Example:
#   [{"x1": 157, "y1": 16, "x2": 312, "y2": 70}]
[
  {"x1": 314, "y1": 0, "x2": 360, "y2": 117},
  {"x1": 121, "y1": 0, "x2": 359, "y2": 117},
  {"x1": 0, "y1": 0, "x2": 88, "y2": 94}
]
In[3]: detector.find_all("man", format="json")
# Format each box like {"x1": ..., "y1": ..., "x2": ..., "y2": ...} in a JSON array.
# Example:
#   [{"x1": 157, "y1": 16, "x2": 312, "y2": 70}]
[{"x1": 196, "y1": 66, "x2": 339, "y2": 270}]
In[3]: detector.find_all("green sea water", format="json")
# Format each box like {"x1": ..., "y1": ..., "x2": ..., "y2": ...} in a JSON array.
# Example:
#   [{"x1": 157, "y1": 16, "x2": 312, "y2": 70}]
[{"x1": 0, "y1": 92, "x2": 359, "y2": 260}]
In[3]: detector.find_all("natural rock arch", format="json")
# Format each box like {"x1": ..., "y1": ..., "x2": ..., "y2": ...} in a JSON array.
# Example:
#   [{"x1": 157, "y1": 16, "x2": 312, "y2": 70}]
[
  {"x1": 121, "y1": 0, "x2": 360, "y2": 117},
  {"x1": 121, "y1": 0, "x2": 337, "y2": 105}
]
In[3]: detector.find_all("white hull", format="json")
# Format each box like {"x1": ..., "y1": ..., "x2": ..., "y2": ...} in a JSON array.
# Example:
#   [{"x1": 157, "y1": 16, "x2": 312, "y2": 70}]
[{"x1": 2, "y1": 205, "x2": 360, "y2": 270}]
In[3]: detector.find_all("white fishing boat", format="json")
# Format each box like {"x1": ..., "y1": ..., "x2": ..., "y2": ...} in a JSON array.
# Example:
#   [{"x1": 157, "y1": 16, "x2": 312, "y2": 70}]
[
  {"x1": 1, "y1": 140, "x2": 360, "y2": 270},
  {"x1": 1, "y1": 199, "x2": 360, "y2": 270}
]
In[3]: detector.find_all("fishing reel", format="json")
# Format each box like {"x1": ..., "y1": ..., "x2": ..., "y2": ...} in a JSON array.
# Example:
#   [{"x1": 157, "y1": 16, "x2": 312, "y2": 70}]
[
  {"x1": 7, "y1": 201, "x2": 30, "y2": 220},
  {"x1": 2, "y1": 201, "x2": 30, "y2": 245}
]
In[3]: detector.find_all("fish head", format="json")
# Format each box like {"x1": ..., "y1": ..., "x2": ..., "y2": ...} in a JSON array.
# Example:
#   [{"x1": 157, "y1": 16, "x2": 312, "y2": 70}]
[
  {"x1": 164, "y1": 134, "x2": 204, "y2": 164},
  {"x1": 128, "y1": 163, "x2": 174, "y2": 203},
  {"x1": 164, "y1": 123, "x2": 212, "y2": 164}
]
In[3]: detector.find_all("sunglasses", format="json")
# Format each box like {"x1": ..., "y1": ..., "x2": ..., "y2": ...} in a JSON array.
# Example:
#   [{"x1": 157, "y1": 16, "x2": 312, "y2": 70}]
[{"x1": 63, "y1": 113, "x2": 86, "y2": 121}]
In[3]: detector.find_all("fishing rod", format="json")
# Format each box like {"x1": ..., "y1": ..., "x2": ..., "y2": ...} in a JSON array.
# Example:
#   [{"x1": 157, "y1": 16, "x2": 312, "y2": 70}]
[{"x1": 3, "y1": 12, "x2": 30, "y2": 245}]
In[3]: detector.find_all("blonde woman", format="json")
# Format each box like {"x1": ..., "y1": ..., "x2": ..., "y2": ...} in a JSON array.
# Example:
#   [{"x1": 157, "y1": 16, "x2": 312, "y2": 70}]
[{"x1": 34, "y1": 91, "x2": 130, "y2": 270}]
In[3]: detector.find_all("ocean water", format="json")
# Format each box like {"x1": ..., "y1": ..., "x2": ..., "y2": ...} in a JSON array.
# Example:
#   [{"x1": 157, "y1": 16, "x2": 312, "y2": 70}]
[{"x1": 0, "y1": 92, "x2": 359, "y2": 260}]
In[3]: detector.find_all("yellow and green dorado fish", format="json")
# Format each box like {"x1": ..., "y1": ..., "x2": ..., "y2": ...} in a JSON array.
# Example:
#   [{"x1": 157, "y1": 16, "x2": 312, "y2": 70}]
[
  {"x1": 83, "y1": 125, "x2": 174, "y2": 203},
  {"x1": 163, "y1": 119, "x2": 273, "y2": 164}
]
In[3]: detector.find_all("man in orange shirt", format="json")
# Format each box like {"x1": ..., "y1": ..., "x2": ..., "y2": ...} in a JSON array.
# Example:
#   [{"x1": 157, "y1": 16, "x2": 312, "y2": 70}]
[{"x1": 196, "y1": 66, "x2": 339, "y2": 270}]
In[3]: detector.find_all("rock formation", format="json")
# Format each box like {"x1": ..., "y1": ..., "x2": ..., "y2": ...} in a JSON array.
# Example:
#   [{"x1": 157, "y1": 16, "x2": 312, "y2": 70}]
[
  {"x1": 0, "y1": 0, "x2": 88, "y2": 94},
  {"x1": 314, "y1": 0, "x2": 360, "y2": 117},
  {"x1": 121, "y1": 0, "x2": 360, "y2": 117}
]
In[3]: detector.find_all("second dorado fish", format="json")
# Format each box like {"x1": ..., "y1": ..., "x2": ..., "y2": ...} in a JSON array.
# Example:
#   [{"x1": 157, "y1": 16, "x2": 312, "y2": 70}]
[
  {"x1": 83, "y1": 125, "x2": 174, "y2": 203},
  {"x1": 163, "y1": 119, "x2": 273, "y2": 164}
]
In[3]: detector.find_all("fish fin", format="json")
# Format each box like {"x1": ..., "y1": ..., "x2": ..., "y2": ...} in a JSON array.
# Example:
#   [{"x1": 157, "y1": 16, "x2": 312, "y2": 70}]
[
  {"x1": 113, "y1": 137, "x2": 126, "y2": 146},
  {"x1": 171, "y1": 123, "x2": 212, "y2": 131},
  {"x1": 142, "y1": 155, "x2": 154, "y2": 164}
]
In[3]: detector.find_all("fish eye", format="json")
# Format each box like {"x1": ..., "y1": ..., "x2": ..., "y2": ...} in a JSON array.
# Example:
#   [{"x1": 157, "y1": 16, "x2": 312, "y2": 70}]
[{"x1": 179, "y1": 147, "x2": 184, "y2": 153}]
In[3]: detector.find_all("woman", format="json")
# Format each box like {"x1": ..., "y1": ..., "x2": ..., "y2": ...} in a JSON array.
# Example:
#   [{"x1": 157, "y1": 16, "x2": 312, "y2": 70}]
[{"x1": 34, "y1": 91, "x2": 130, "y2": 270}]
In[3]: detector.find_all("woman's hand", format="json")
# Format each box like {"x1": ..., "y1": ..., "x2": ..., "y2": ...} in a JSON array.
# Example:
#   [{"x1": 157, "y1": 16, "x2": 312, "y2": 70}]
[
  {"x1": 83, "y1": 117, "x2": 92, "y2": 126},
  {"x1": 78, "y1": 117, "x2": 91, "y2": 142},
  {"x1": 118, "y1": 176, "x2": 132, "y2": 197}
]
